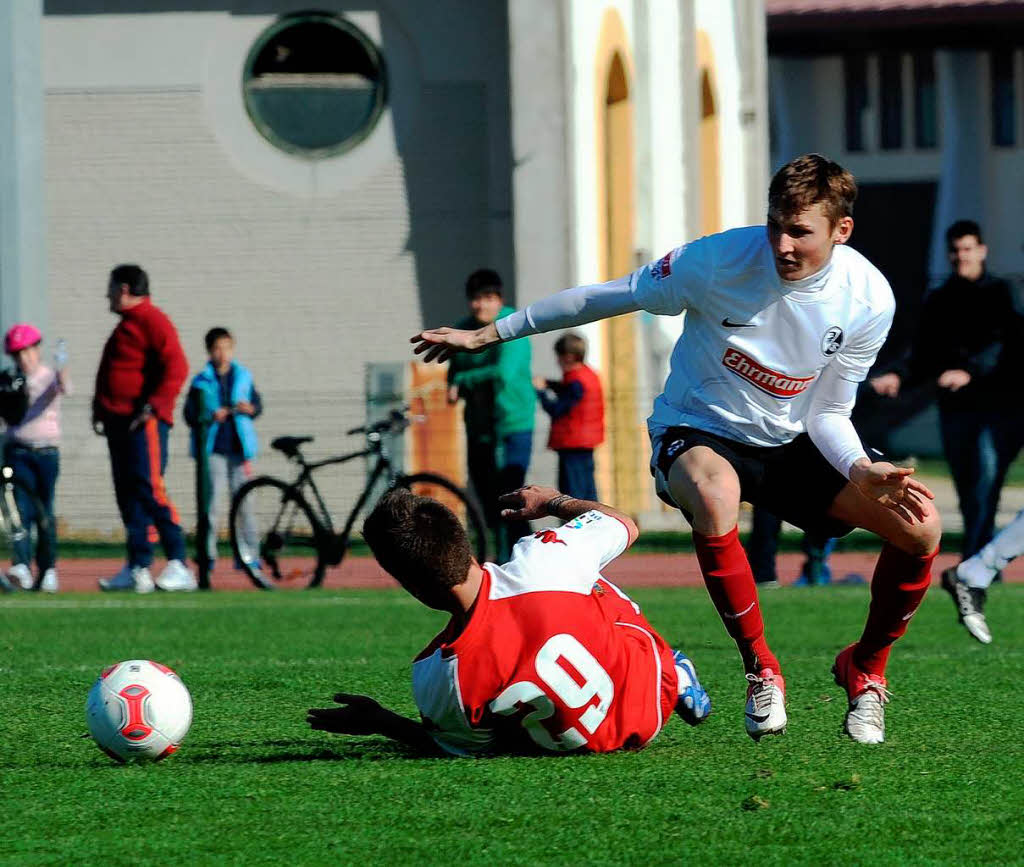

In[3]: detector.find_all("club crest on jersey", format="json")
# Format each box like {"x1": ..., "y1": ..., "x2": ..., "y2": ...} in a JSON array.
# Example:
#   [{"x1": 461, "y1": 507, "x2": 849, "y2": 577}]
[
  {"x1": 722, "y1": 349, "x2": 816, "y2": 399},
  {"x1": 534, "y1": 529, "x2": 567, "y2": 546},
  {"x1": 650, "y1": 250, "x2": 673, "y2": 281},
  {"x1": 821, "y1": 326, "x2": 844, "y2": 357}
]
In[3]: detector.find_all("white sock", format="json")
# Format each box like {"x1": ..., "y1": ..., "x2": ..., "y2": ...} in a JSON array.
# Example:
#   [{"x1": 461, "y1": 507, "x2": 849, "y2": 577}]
[{"x1": 957, "y1": 508, "x2": 1024, "y2": 589}]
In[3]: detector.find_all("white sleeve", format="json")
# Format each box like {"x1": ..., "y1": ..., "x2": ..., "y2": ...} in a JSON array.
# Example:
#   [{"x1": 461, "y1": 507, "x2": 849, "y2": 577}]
[
  {"x1": 493, "y1": 237, "x2": 713, "y2": 341},
  {"x1": 830, "y1": 307, "x2": 893, "y2": 383},
  {"x1": 630, "y1": 236, "x2": 714, "y2": 315},
  {"x1": 495, "y1": 276, "x2": 639, "y2": 340},
  {"x1": 497, "y1": 510, "x2": 630, "y2": 596},
  {"x1": 805, "y1": 365, "x2": 869, "y2": 479}
]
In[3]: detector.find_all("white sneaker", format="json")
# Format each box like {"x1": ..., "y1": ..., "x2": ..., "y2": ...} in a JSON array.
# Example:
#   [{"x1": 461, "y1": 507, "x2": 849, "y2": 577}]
[
  {"x1": 744, "y1": 669, "x2": 788, "y2": 740},
  {"x1": 156, "y1": 559, "x2": 197, "y2": 592},
  {"x1": 99, "y1": 564, "x2": 155, "y2": 594},
  {"x1": 40, "y1": 568, "x2": 58, "y2": 593},
  {"x1": 8, "y1": 563, "x2": 33, "y2": 590}
]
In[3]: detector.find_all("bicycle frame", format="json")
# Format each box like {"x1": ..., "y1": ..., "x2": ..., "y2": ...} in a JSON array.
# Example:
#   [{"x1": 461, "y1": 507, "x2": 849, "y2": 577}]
[{"x1": 287, "y1": 444, "x2": 396, "y2": 550}]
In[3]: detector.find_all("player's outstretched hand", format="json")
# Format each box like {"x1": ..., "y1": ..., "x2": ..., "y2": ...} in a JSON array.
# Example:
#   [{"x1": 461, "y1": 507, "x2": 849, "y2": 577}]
[
  {"x1": 850, "y1": 461, "x2": 934, "y2": 522},
  {"x1": 306, "y1": 693, "x2": 387, "y2": 736},
  {"x1": 410, "y1": 322, "x2": 500, "y2": 364},
  {"x1": 499, "y1": 485, "x2": 563, "y2": 521}
]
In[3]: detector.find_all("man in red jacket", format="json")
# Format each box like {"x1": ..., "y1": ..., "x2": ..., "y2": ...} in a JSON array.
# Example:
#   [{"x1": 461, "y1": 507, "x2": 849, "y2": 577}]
[
  {"x1": 93, "y1": 264, "x2": 195, "y2": 593},
  {"x1": 534, "y1": 333, "x2": 605, "y2": 500}
]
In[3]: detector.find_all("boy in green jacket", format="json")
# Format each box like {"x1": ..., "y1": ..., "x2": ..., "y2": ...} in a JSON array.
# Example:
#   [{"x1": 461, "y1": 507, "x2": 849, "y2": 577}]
[{"x1": 447, "y1": 269, "x2": 535, "y2": 559}]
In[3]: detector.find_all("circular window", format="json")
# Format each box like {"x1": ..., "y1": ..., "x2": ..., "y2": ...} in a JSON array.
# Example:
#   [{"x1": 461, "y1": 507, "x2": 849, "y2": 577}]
[{"x1": 243, "y1": 12, "x2": 387, "y2": 158}]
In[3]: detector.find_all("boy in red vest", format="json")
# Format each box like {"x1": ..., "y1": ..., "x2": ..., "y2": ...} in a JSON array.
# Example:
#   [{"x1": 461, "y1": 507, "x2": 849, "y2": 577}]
[{"x1": 534, "y1": 334, "x2": 605, "y2": 500}]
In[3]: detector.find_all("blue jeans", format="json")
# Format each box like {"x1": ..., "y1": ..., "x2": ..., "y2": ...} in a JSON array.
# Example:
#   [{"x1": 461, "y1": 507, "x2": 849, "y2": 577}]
[
  {"x1": 557, "y1": 449, "x2": 597, "y2": 501},
  {"x1": 940, "y1": 408, "x2": 1023, "y2": 559},
  {"x1": 497, "y1": 431, "x2": 533, "y2": 560},
  {"x1": 5, "y1": 443, "x2": 59, "y2": 572},
  {"x1": 105, "y1": 416, "x2": 186, "y2": 567}
]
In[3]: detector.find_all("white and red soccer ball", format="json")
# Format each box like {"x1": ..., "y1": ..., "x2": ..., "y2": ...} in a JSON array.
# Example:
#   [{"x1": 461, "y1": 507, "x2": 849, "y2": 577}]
[{"x1": 85, "y1": 660, "x2": 193, "y2": 762}]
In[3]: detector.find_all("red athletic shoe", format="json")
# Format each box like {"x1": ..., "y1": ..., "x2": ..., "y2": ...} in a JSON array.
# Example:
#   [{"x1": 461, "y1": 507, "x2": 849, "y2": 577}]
[
  {"x1": 832, "y1": 644, "x2": 891, "y2": 744},
  {"x1": 744, "y1": 668, "x2": 787, "y2": 740}
]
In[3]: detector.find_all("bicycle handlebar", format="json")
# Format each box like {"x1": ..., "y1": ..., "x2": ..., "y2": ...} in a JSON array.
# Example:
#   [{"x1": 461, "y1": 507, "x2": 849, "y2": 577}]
[{"x1": 346, "y1": 408, "x2": 421, "y2": 437}]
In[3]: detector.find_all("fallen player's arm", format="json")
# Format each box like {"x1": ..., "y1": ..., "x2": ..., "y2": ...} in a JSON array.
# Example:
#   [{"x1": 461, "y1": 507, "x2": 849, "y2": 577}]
[
  {"x1": 306, "y1": 693, "x2": 443, "y2": 755},
  {"x1": 499, "y1": 485, "x2": 639, "y2": 548}
]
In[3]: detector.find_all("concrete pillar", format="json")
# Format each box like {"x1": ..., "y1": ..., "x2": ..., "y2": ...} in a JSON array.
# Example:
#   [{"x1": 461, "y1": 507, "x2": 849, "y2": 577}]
[
  {"x1": 0, "y1": 0, "x2": 47, "y2": 337},
  {"x1": 930, "y1": 50, "x2": 985, "y2": 284},
  {"x1": 735, "y1": 0, "x2": 769, "y2": 222}
]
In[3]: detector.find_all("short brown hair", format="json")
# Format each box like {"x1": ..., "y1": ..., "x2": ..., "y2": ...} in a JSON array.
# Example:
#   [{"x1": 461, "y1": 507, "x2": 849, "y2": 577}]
[
  {"x1": 554, "y1": 333, "x2": 586, "y2": 361},
  {"x1": 768, "y1": 154, "x2": 857, "y2": 227},
  {"x1": 362, "y1": 488, "x2": 471, "y2": 598}
]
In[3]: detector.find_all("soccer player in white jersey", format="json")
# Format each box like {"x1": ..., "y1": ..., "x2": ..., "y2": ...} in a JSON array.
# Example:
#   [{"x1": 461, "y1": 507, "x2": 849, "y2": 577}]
[
  {"x1": 307, "y1": 485, "x2": 711, "y2": 755},
  {"x1": 941, "y1": 507, "x2": 1024, "y2": 644},
  {"x1": 411, "y1": 155, "x2": 942, "y2": 745}
]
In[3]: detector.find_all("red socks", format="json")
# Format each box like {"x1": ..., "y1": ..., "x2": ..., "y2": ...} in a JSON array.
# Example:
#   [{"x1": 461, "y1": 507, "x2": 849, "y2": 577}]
[
  {"x1": 693, "y1": 527, "x2": 780, "y2": 675},
  {"x1": 854, "y1": 543, "x2": 937, "y2": 676}
]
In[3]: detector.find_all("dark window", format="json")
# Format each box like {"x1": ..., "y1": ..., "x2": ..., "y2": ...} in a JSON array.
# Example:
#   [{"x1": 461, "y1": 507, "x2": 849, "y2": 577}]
[
  {"x1": 991, "y1": 49, "x2": 1016, "y2": 147},
  {"x1": 913, "y1": 51, "x2": 937, "y2": 148},
  {"x1": 243, "y1": 12, "x2": 387, "y2": 158},
  {"x1": 879, "y1": 52, "x2": 903, "y2": 150},
  {"x1": 844, "y1": 53, "x2": 868, "y2": 151}
]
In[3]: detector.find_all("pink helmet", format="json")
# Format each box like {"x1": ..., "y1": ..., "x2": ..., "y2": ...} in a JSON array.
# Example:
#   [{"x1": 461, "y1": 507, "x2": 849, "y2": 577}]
[{"x1": 5, "y1": 323, "x2": 43, "y2": 355}]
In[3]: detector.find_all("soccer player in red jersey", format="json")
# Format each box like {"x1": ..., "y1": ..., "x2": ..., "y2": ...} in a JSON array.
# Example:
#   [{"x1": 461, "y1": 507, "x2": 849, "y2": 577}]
[
  {"x1": 410, "y1": 155, "x2": 942, "y2": 744},
  {"x1": 307, "y1": 485, "x2": 710, "y2": 755}
]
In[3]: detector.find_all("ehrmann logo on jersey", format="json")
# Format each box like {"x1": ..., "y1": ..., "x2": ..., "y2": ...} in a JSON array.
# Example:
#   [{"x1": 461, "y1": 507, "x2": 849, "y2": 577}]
[{"x1": 722, "y1": 349, "x2": 816, "y2": 398}]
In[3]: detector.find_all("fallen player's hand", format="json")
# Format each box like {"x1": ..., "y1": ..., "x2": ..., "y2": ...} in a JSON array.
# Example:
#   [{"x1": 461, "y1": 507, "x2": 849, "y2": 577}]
[
  {"x1": 306, "y1": 693, "x2": 387, "y2": 736},
  {"x1": 850, "y1": 460, "x2": 934, "y2": 522},
  {"x1": 410, "y1": 323, "x2": 499, "y2": 364},
  {"x1": 499, "y1": 485, "x2": 564, "y2": 521}
]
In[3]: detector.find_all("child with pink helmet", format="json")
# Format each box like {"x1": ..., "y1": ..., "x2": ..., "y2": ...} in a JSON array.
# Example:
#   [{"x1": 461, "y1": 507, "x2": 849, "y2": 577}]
[{"x1": 2, "y1": 323, "x2": 70, "y2": 592}]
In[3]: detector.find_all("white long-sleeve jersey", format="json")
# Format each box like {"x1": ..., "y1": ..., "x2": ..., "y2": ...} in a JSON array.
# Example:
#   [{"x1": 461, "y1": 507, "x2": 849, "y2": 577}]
[{"x1": 495, "y1": 226, "x2": 895, "y2": 477}]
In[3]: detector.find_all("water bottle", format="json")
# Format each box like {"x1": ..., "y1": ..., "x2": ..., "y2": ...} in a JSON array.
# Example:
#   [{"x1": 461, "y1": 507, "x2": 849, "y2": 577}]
[{"x1": 53, "y1": 339, "x2": 68, "y2": 371}]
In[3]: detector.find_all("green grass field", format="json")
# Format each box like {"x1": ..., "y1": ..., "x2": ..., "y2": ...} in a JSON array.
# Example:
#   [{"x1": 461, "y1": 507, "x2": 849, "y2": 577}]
[{"x1": 2, "y1": 585, "x2": 1020, "y2": 865}]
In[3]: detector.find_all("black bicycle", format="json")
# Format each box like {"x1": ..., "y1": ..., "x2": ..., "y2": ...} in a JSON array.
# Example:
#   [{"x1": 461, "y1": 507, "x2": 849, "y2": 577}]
[
  {"x1": 229, "y1": 409, "x2": 488, "y2": 589},
  {"x1": 0, "y1": 467, "x2": 49, "y2": 592}
]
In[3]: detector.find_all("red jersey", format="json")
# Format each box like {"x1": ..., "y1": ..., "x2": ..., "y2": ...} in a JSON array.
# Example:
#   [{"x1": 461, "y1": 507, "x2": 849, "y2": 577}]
[
  {"x1": 93, "y1": 298, "x2": 188, "y2": 425},
  {"x1": 412, "y1": 511, "x2": 679, "y2": 755}
]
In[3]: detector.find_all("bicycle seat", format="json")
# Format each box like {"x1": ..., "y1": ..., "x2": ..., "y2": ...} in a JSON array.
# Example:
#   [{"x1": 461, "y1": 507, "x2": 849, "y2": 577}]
[{"x1": 271, "y1": 436, "x2": 314, "y2": 458}]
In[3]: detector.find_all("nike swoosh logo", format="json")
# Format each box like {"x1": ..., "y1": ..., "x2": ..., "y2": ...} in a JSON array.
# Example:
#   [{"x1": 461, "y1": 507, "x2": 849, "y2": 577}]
[
  {"x1": 722, "y1": 601, "x2": 756, "y2": 619},
  {"x1": 745, "y1": 712, "x2": 770, "y2": 723},
  {"x1": 722, "y1": 318, "x2": 755, "y2": 328}
]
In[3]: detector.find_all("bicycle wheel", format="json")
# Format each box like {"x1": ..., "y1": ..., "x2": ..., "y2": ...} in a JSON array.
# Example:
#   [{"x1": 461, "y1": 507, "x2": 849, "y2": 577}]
[
  {"x1": 230, "y1": 477, "x2": 326, "y2": 589},
  {"x1": 0, "y1": 473, "x2": 49, "y2": 591},
  {"x1": 396, "y1": 473, "x2": 489, "y2": 564}
]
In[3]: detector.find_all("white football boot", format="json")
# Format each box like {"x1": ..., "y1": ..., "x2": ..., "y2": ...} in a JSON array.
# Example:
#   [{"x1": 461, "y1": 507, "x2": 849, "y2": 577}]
[
  {"x1": 39, "y1": 568, "x2": 58, "y2": 593},
  {"x1": 156, "y1": 559, "x2": 197, "y2": 592},
  {"x1": 8, "y1": 563, "x2": 33, "y2": 590},
  {"x1": 744, "y1": 669, "x2": 788, "y2": 740},
  {"x1": 99, "y1": 564, "x2": 155, "y2": 594},
  {"x1": 833, "y1": 644, "x2": 889, "y2": 744}
]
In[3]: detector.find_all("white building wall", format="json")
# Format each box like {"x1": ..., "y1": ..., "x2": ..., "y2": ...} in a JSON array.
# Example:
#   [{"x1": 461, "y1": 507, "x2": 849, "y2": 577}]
[{"x1": 42, "y1": 3, "x2": 515, "y2": 538}]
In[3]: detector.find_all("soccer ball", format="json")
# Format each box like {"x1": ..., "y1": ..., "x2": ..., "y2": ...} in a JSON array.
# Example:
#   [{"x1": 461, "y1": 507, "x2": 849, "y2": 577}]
[{"x1": 85, "y1": 659, "x2": 193, "y2": 763}]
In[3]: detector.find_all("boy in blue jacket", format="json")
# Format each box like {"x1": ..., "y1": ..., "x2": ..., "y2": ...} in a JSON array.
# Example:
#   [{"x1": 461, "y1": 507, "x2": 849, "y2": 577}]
[{"x1": 184, "y1": 327, "x2": 262, "y2": 574}]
